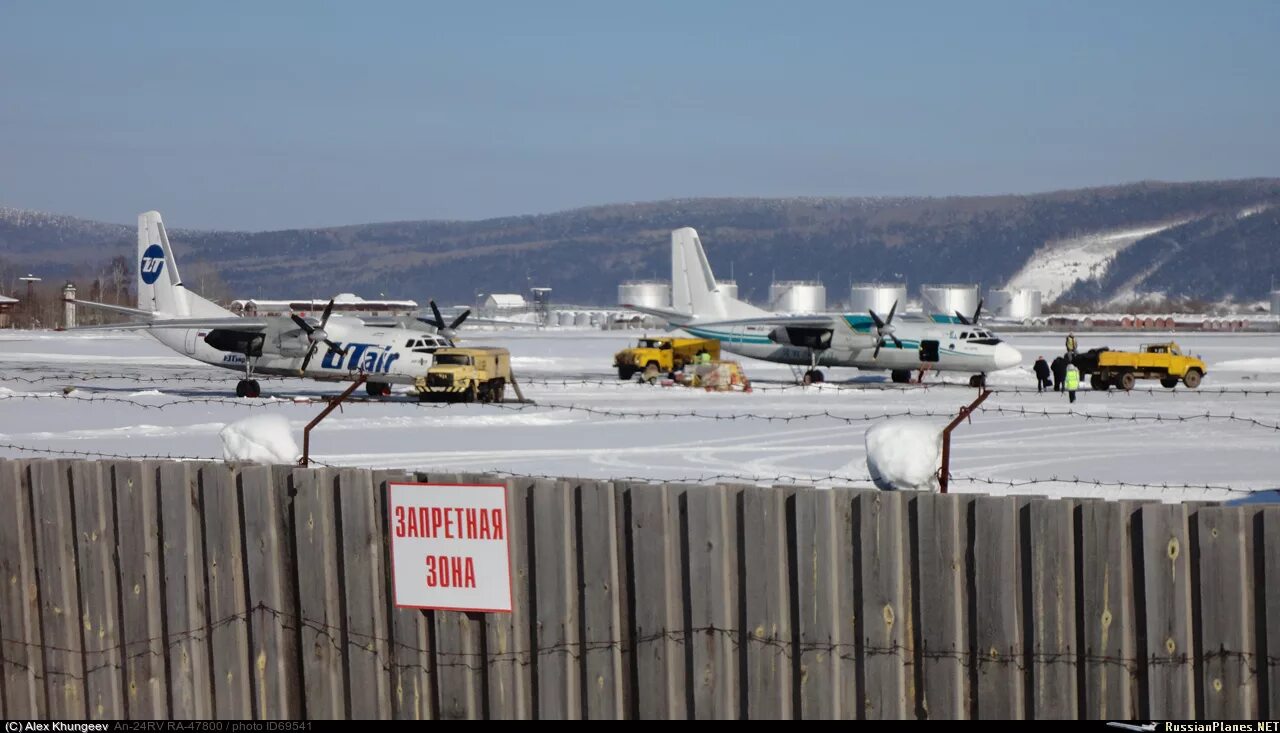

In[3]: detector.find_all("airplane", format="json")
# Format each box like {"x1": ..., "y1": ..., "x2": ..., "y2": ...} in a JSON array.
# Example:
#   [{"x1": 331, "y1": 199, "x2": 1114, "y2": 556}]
[
  {"x1": 623, "y1": 227, "x2": 1023, "y2": 386},
  {"x1": 73, "y1": 211, "x2": 461, "y2": 397}
]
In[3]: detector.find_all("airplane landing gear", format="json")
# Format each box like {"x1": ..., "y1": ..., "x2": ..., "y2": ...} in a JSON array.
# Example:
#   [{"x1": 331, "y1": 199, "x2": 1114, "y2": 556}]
[
  {"x1": 969, "y1": 373, "x2": 987, "y2": 388},
  {"x1": 891, "y1": 369, "x2": 912, "y2": 384},
  {"x1": 366, "y1": 381, "x2": 391, "y2": 397},
  {"x1": 236, "y1": 355, "x2": 262, "y2": 398},
  {"x1": 802, "y1": 369, "x2": 825, "y2": 384}
]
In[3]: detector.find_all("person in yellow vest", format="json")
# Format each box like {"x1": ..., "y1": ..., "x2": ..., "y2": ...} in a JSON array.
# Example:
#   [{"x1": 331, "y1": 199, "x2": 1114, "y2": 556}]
[
  {"x1": 697, "y1": 348, "x2": 711, "y2": 365},
  {"x1": 1065, "y1": 332, "x2": 1078, "y2": 357},
  {"x1": 1065, "y1": 362, "x2": 1080, "y2": 403}
]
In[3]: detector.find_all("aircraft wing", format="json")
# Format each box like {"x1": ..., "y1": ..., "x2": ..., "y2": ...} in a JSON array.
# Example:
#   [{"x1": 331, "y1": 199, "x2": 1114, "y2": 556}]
[
  {"x1": 682, "y1": 314, "x2": 843, "y2": 329},
  {"x1": 621, "y1": 304, "x2": 695, "y2": 323},
  {"x1": 71, "y1": 299, "x2": 158, "y2": 318},
  {"x1": 72, "y1": 317, "x2": 270, "y2": 332}
]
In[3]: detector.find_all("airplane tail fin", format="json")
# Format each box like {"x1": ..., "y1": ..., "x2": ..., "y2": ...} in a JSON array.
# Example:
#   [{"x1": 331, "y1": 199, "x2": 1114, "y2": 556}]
[
  {"x1": 136, "y1": 211, "x2": 232, "y2": 317},
  {"x1": 670, "y1": 227, "x2": 768, "y2": 320}
]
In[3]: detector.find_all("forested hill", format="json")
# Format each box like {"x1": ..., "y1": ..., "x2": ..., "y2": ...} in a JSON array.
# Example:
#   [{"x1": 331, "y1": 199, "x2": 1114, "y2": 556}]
[{"x1": 3, "y1": 178, "x2": 1278, "y2": 307}]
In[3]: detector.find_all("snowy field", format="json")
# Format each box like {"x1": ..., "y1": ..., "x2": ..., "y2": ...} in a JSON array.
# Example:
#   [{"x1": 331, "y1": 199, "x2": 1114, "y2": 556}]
[{"x1": 1, "y1": 328, "x2": 1278, "y2": 502}]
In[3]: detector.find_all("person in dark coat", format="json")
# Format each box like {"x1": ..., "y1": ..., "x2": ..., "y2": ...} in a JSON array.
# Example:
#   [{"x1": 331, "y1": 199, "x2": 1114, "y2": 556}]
[
  {"x1": 1033, "y1": 356, "x2": 1051, "y2": 393},
  {"x1": 1050, "y1": 355, "x2": 1067, "y2": 392}
]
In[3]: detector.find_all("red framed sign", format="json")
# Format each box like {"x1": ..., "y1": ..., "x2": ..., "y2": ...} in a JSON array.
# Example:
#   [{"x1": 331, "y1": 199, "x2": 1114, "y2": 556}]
[{"x1": 387, "y1": 481, "x2": 513, "y2": 613}]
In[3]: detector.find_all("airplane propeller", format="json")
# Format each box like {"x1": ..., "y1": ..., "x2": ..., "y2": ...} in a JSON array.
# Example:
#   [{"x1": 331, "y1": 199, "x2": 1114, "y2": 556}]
[
  {"x1": 428, "y1": 300, "x2": 471, "y2": 341},
  {"x1": 869, "y1": 300, "x2": 903, "y2": 359},
  {"x1": 291, "y1": 299, "x2": 347, "y2": 372},
  {"x1": 954, "y1": 299, "x2": 984, "y2": 326}
]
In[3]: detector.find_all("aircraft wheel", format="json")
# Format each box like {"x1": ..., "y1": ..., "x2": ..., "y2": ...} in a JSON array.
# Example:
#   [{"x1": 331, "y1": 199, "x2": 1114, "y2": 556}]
[
  {"x1": 969, "y1": 374, "x2": 986, "y2": 388},
  {"x1": 891, "y1": 370, "x2": 912, "y2": 384},
  {"x1": 803, "y1": 369, "x2": 824, "y2": 385},
  {"x1": 365, "y1": 381, "x2": 391, "y2": 397},
  {"x1": 235, "y1": 381, "x2": 247, "y2": 398}
]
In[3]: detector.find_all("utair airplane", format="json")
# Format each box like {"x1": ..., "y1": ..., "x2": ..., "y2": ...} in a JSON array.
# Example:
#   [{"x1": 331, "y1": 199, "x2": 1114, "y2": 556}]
[
  {"x1": 624, "y1": 228, "x2": 1023, "y2": 386},
  {"x1": 74, "y1": 211, "x2": 462, "y2": 397}
]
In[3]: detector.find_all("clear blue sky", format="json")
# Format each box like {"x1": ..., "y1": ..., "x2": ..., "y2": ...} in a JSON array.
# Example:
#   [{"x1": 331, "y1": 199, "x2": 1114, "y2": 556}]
[{"x1": 1, "y1": 1, "x2": 1276, "y2": 230}]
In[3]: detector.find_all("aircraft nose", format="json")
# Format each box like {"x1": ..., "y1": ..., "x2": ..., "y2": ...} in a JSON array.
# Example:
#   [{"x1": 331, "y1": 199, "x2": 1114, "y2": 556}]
[{"x1": 994, "y1": 343, "x2": 1022, "y2": 370}]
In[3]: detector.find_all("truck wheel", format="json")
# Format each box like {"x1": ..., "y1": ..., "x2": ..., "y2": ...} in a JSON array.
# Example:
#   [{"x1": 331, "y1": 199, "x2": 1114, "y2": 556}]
[
  {"x1": 1160, "y1": 376, "x2": 1179, "y2": 389},
  {"x1": 1090, "y1": 374, "x2": 1107, "y2": 391},
  {"x1": 617, "y1": 366, "x2": 636, "y2": 380},
  {"x1": 1118, "y1": 372, "x2": 1136, "y2": 391},
  {"x1": 643, "y1": 361, "x2": 661, "y2": 383},
  {"x1": 1183, "y1": 369, "x2": 1202, "y2": 389}
]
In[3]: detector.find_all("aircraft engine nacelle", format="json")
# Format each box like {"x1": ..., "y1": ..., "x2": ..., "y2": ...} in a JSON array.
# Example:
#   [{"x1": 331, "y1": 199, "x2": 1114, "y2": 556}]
[
  {"x1": 204, "y1": 330, "x2": 265, "y2": 357},
  {"x1": 769, "y1": 326, "x2": 833, "y2": 350}
]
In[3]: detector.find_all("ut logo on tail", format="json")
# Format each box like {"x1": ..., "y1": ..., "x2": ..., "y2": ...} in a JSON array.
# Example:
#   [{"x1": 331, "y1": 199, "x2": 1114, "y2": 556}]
[{"x1": 140, "y1": 244, "x2": 165, "y2": 284}]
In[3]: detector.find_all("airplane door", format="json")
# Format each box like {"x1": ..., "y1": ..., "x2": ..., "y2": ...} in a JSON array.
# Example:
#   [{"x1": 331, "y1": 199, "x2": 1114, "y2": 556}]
[
  {"x1": 184, "y1": 330, "x2": 197, "y2": 355},
  {"x1": 919, "y1": 340, "x2": 940, "y2": 363}
]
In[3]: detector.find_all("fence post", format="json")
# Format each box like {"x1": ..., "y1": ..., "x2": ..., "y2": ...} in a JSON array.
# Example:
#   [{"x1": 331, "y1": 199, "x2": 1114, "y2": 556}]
[
  {"x1": 300, "y1": 374, "x2": 368, "y2": 466},
  {"x1": 938, "y1": 389, "x2": 992, "y2": 493}
]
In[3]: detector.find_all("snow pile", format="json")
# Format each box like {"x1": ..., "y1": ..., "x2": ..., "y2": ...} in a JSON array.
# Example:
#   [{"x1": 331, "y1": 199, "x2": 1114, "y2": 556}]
[
  {"x1": 1004, "y1": 222, "x2": 1182, "y2": 302},
  {"x1": 219, "y1": 414, "x2": 300, "y2": 465},
  {"x1": 865, "y1": 419, "x2": 943, "y2": 492}
]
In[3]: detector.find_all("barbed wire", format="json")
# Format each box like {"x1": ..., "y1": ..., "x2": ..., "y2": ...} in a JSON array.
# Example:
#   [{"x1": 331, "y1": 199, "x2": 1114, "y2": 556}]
[
  {"x1": 3, "y1": 392, "x2": 1279, "y2": 432},
  {"x1": 5, "y1": 371, "x2": 1280, "y2": 396},
  {"x1": 0, "y1": 444, "x2": 1258, "y2": 495},
  {"x1": 0, "y1": 599, "x2": 1265, "y2": 681}
]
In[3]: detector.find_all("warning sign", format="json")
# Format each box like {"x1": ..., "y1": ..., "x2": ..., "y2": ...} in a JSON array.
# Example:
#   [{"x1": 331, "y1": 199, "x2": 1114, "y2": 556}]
[{"x1": 388, "y1": 482, "x2": 512, "y2": 613}]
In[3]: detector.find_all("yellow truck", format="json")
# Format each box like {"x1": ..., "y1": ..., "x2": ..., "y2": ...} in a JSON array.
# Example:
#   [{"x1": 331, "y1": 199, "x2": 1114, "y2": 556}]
[
  {"x1": 1086, "y1": 341, "x2": 1207, "y2": 390},
  {"x1": 613, "y1": 336, "x2": 720, "y2": 380},
  {"x1": 417, "y1": 346, "x2": 512, "y2": 402}
]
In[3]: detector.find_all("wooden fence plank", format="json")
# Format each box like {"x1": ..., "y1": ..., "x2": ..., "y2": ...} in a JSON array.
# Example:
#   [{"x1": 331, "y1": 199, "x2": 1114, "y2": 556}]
[
  {"x1": 158, "y1": 462, "x2": 213, "y2": 718},
  {"x1": 973, "y1": 496, "x2": 1023, "y2": 719},
  {"x1": 1196, "y1": 507, "x2": 1256, "y2": 718},
  {"x1": 627, "y1": 481, "x2": 685, "y2": 718},
  {"x1": 1262, "y1": 508, "x2": 1280, "y2": 718},
  {"x1": 532, "y1": 477, "x2": 582, "y2": 719},
  {"x1": 375, "y1": 471, "x2": 435, "y2": 721},
  {"x1": 1139, "y1": 503, "x2": 1195, "y2": 719},
  {"x1": 858, "y1": 490, "x2": 910, "y2": 719},
  {"x1": 199, "y1": 464, "x2": 253, "y2": 719},
  {"x1": 338, "y1": 467, "x2": 392, "y2": 719},
  {"x1": 111, "y1": 460, "x2": 168, "y2": 719},
  {"x1": 240, "y1": 465, "x2": 302, "y2": 718},
  {"x1": 914, "y1": 492, "x2": 970, "y2": 720},
  {"x1": 485, "y1": 476, "x2": 533, "y2": 719},
  {"x1": 794, "y1": 487, "x2": 855, "y2": 719},
  {"x1": 423, "y1": 472, "x2": 485, "y2": 720},
  {"x1": 578, "y1": 480, "x2": 623, "y2": 719},
  {"x1": 0, "y1": 460, "x2": 45, "y2": 718},
  {"x1": 1079, "y1": 501, "x2": 1138, "y2": 720},
  {"x1": 1029, "y1": 498, "x2": 1077, "y2": 719},
  {"x1": 69, "y1": 461, "x2": 124, "y2": 719},
  {"x1": 292, "y1": 467, "x2": 347, "y2": 719},
  {"x1": 684, "y1": 484, "x2": 739, "y2": 719},
  {"x1": 29, "y1": 460, "x2": 87, "y2": 718},
  {"x1": 740, "y1": 486, "x2": 791, "y2": 719}
]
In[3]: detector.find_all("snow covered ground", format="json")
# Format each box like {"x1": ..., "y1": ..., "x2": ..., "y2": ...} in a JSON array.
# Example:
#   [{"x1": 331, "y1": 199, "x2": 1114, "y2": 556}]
[
  {"x1": 1, "y1": 328, "x2": 1278, "y2": 502},
  {"x1": 1004, "y1": 222, "x2": 1182, "y2": 302}
]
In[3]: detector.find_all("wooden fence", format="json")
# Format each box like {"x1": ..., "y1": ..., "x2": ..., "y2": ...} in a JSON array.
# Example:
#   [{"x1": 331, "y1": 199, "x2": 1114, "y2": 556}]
[{"x1": 0, "y1": 457, "x2": 1275, "y2": 719}]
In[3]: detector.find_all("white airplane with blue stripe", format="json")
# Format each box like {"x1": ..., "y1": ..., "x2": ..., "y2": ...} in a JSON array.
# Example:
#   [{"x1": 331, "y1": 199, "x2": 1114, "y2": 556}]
[
  {"x1": 72, "y1": 211, "x2": 456, "y2": 397},
  {"x1": 624, "y1": 228, "x2": 1023, "y2": 385}
]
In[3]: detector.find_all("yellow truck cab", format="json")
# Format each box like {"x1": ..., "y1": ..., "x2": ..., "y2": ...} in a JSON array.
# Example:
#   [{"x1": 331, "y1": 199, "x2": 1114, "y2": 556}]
[
  {"x1": 417, "y1": 346, "x2": 512, "y2": 402},
  {"x1": 612, "y1": 336, "x2": 720, "y2": 380},
  {"x1": 1093, "y1": 341, "x2": 1206, "y2": 390}
]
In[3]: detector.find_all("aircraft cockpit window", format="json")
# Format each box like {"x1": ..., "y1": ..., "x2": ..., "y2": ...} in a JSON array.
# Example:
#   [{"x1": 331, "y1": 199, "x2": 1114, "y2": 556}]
[{"x1": 960, "y1": 332, "x2": 970, "y2": 340}]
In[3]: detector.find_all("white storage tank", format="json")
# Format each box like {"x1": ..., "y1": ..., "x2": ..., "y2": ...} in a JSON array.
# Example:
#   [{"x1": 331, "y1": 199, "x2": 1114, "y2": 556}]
[
  {"x1": 618, "y1": 280, "x2": 671, "y2": 309},
  {"x1": 574, "y1": 312, "x2": 592, "y2": 327},
  {"x1": 920, "y1": 283, "x2": 980, "y2": 318},
  {"x1": 558, "y1": 311, "x2": 576, "y2": 326},
  {"x1": 1271, "y1": 290, "x2": 1280, "y2": 315},
  {"x1": 769, "y1": 280, "x2": 826, "y2": 313},
  {"x1": 716, "y1": 279, "x2": 739, "y2": 300},
  {"x1": 849, "y1": 283, "x2": 907, "y2": 315},
  {"x1": 987, "y1": 288, "x2": 1043, "y2": 319}
]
